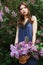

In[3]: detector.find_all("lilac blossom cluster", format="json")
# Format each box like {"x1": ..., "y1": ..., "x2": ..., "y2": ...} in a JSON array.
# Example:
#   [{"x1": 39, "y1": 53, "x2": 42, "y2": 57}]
[
  {"x1": 4, "y1": 6, "x2": 17, "y2": 17},
  {"x1": 10, "y1": 41, "x2": 43, "y2": 60},
  {"x1": 0, "y1": 10, "x2": 4, "y2": 22},
  {"x1": 0, "y1": 3, "x2": 17, "y2": 22}
]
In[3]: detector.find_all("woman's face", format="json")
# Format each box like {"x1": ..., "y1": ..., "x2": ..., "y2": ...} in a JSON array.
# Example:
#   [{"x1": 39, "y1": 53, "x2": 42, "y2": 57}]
[{"x1": 19, "y1": 5, "x2": 29, "y2": 16}]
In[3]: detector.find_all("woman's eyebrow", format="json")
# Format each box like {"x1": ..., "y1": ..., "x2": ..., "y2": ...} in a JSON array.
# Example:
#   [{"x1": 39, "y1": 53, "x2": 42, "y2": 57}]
[{"x1": 20, "y1": 6, "x2": 26, "y2": 9}]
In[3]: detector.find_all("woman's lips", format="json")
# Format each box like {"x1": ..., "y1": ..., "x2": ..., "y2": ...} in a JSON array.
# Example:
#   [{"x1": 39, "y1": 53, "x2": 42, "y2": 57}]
[
  {"x1": 23, "y1": 11, "x2": 26, "y2": 14},
  {"x1": 23, "y1": 11, "x2": 25, "y2": 13}
]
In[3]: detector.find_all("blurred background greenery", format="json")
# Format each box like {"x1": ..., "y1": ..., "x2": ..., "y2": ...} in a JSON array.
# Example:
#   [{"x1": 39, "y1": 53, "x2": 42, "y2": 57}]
[{"x1": 0, "y1": 0, "x2": 43, "y2": 65}]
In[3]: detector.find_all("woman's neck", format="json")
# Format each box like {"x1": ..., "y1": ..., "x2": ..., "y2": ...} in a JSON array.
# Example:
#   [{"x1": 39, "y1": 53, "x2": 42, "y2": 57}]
[
  {"x1": 24, "y1": 15, "x2": 28, "y2": 20},
  {"x1": 23, "y1": 17, "x2": 29, "y2": 25}
]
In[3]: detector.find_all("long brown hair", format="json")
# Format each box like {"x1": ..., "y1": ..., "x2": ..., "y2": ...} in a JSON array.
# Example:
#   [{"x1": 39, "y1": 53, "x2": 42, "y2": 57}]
[{"x1": 17, "y1": 2, "x2": 33, "y2": 26}]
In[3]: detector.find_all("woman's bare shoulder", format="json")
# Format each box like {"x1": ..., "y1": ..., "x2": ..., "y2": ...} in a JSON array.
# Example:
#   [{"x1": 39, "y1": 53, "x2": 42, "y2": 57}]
[{"x1": 31, "y1": 15, "x2": 37, "y2": 22}]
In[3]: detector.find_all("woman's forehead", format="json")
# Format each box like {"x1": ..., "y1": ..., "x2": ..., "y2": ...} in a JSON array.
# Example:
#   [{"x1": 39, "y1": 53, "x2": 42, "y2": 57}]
[{"x1": 20, "y1": 5, "x2": 25, "y2": 8}]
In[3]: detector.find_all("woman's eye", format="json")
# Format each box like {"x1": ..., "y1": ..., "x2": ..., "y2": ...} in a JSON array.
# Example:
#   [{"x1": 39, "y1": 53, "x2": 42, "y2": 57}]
[
  {"x1": 23, "y1": 7, "x2": 27, "y2": 8},
  {"x1": 24, "y1": 7, "x2": 26, "y2": 8},
  {"x1": 20, "y1": 8, "x2": 22, "y2": 10},
  {"x1": 20, "y1": 7, "x2": 27, "y2": 10}
]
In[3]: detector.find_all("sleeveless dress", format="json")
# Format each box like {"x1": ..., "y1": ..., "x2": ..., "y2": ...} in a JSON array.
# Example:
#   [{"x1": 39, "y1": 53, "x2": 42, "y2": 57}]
[
  {"x1": 18, "y1": 20, "x2": 38, "y2": 65},
  {"x1": 18, "y1": 21, "x2": 32, "y2": 42}
]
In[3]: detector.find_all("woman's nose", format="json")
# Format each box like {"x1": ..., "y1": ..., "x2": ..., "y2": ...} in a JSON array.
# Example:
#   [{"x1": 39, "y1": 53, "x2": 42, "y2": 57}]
[{"x1": 22, "y1": 8, "x2": 25, "y2": 11}]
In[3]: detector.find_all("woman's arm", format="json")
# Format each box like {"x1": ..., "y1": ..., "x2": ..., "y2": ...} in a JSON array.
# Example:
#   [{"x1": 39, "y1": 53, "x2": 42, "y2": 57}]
[
  {"x1": 14, "y1": 26, "x2": 19, "y2": 45},
  {"x1": 31, "y1": 16, "x2": 37, "y2": 45}
]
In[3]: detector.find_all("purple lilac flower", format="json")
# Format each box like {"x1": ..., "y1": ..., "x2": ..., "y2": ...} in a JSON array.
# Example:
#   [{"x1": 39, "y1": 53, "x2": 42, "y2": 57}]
[
  {"x1": 19, "y1": 41, "x2": 26, "y2": 49},
  {"x1": 0, "y1": 15, "x2": 3, "y2": 21},
  {"x1": 39, "y1": 49, "x2": 43, "y2": 57},
  {"x1": 0, "y1": 10, "x2": 4, "y2": 16},
  {"x1": 0, "y1": 10, "x2": 4, "y2": 22},
  {"x1": 14, "y1": 51, "x2": 19, "y2": 59},
  {"x1": 10, "y1": 43, "x2": 27, "y2": 58},
  {"x1": 19, "y1": 41, "x2": 31, "y2": 49},
  {"x1": 28, "y1": 41, "x2": 32, "y2": 45},
  {"x1": 15, "y1": 44, "x2": 21, "y2": 50},
  {"x1": 36, "y1": 39, "x2": 40, "y2": 43},
  {"x1": 28, "y1": 0, "x2": 30, "y2": 3},
  {"x1": 10, "y1": 44, "x2": 17, "y2": 51},
  {"x1": 18, "y1": 44, "x2": 28, "y2": 55},
  {"x1": 28, "y1": 41, "x2": 32, "y2": 49},
  {"x1": 41, "y1": 33, "x2": 43, "y2": 37},
  {"x1": 24, "y1": 43, "x2": 31, "y2": 50},
  {"x1": 15, "y1": 43, "x2": 19, "y2": 48},
  {"x1": 15, "y1": 54, "x2": 19, "y2": 59},
  {"x1": 10, "y1": 51, "x2": 15, "y2": 57},
  {"x1": 30, "y1": 46, "x2": 37, "y2": 52},
  {"x1": 40, "y1": 54, "x2": 43, "y2": 57},
  {"x1": 19, "y1": 41, "x2": 26, "y2": 46},
  {"x1": 19, "y1": 50, "x2": 28, "y2": 55},
  {"x1": 4, "y1": 6, "x2": 10, "y2": 13},
  {"x1": 10, "y1": 45, "x2": 19, "y2": 58},
  {"x1": 10, "y1": 44, "x2": 14, "y2": 49},
  {"x1": 10, "y1": 41, "x2": 38, "y2": 59},
  {"x1": 33, "y1": 54, "x2": 39, "y2": 60},
  {"x1": 12, "y1": 10, "x2": 17, "y2": 17}
]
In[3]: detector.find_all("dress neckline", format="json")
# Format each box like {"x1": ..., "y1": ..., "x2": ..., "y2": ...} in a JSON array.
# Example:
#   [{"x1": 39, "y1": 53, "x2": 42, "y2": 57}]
[{"x1": 19, "y1": 20, "x2": 29, "y2": 29}]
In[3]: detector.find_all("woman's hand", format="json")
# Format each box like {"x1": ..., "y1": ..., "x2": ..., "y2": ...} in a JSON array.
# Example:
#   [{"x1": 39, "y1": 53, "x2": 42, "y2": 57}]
[
  {"x1": 32, "y1": 43, "x2": 35, "y2": 46},
  {"x1": 14, "y1": 42, "x2": 18, "y2": 46}
]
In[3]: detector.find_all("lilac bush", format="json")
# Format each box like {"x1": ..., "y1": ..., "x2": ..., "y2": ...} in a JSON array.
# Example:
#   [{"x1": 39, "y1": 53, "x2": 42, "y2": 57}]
[
  {"x1": 11, "y1": 10, "x2": 17, "y2": 17},
  {"x1": 4, "y1": 6, "x2": 10, "y2": 13}
]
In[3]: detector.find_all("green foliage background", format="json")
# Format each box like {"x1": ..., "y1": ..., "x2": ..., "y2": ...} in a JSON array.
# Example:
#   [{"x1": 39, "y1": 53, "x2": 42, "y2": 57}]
[{"x1": 0, "y1": 0, "x2": 43, "y2": 65}]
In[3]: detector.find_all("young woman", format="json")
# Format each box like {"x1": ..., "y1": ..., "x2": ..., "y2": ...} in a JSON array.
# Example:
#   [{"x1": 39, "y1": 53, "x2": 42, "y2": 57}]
[{"x1": 15, "y1": 2, "x2": 38, "y2": 65}]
